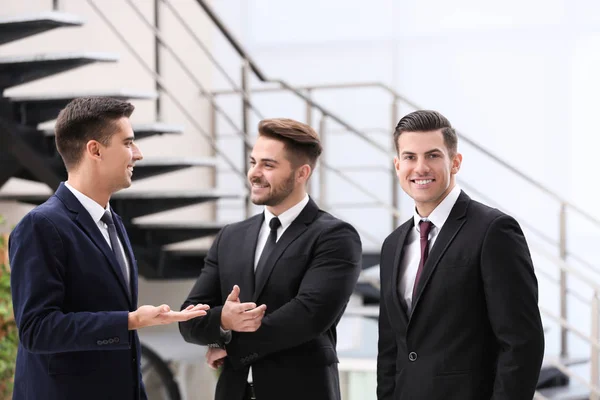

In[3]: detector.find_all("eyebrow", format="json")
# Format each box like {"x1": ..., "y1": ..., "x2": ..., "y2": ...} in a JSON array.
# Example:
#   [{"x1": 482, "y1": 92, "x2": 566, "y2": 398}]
[
  {"x1": 123, "y1": 136, "x2": 135, "y2": 142},
  {"x1": 401, "y1": 148, "x2": 444, "y2": 156},
  {"x1": 250, "y1": 157, "x2": 279, "y2": 164}
]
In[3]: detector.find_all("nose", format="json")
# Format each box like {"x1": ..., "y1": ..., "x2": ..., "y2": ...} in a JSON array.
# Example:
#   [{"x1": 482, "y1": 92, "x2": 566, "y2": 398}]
[
  {"x1": 248, "y1": 163, "x2": 261, "y2": 179},
  {"x1": 414, "y1": 157, "x2": 430, "y2": 174},
  {"x1": 132, "y1": 142, "x2": 143, "y2": 161}
]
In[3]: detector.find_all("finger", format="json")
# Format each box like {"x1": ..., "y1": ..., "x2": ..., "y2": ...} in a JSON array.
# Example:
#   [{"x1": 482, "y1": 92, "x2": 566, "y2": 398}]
[
  {"x1": 190, "y1": 304, "x2": 210, "y2": 311},
  {"x1": 243, "y1": 305, "x2": 266, "y2": 318},
  {"x1": 184, "y1": 305, "x2": 195, "y2": 311},
  {"x1": 237, "y1": 302, "x2": 258, "y2": 312},
  {"x1": 159, "y1": 304, "x2": 170, "y2": 313},
  {"x1": 166, "y1": 310, "x2": 208, "y2": 322},
  {"x1": 225, "y1": 285, "x2": 240, "y2": 302}
]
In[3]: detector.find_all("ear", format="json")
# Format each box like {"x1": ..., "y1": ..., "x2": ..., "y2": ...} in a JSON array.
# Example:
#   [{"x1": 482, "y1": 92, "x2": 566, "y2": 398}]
[
  {"x1": 393, "y1": 156, "x2": 401, "y2": 177},
  {"x1": 451, "y1": 152, "x2": 463, "y2": 175},
  {"x1": 297, "y1": 164, "x2": 312, "y2": 184},
  {"x1": 86, "y1": 140, "x2": 102, "y2": 161}
]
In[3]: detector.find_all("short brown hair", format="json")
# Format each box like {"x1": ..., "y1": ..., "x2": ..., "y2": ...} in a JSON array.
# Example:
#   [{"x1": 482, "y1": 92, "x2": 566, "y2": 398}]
[
  {"x1": 257, "y1": 118, "x2": 323, "y2": 170},
  {"x1": 55, "y1": 97, "x2": 135, "y2": 170},
  {"x1": 393, "y1": 110, "x2": 458, "y2": 155}
]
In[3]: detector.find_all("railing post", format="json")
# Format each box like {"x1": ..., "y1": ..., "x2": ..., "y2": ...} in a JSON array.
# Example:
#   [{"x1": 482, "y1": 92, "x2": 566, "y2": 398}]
[
  {"x1": 153, "y1": 0, "x2": 162, "y2": 121},
  {"x1": 305, "y1": 91, "x2": 315, "y2": 197},
  {"x1": 559, "y1": 202, "x2": 568, "y2": 359},
  {"x1": 209, "y1": 98, "x2": 217, "y2": 221},
  {"x1": 241, "y1": 59, "x2": 251, "y2": 218},
  {"x1": 391, "y1": 96, "x2": 399, "y2": 230},
  {"x1": 591, "y1": 291, "x2": 599, "y2": 400},
  {"x1": 318, "y1": 114, "x2": 327, "y2": 207}
]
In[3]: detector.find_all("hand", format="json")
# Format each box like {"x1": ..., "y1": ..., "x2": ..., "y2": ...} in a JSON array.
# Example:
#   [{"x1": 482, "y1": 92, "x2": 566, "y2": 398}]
[
  {"x1": 128, "y1": 303, "x2": 209, "y2": 330},
  {"x1": 206, "y1": 348, "x2": 227, "y2": 370},
  {"x1": 220, "y1": 285, "x2": 266, "y2": 332}
]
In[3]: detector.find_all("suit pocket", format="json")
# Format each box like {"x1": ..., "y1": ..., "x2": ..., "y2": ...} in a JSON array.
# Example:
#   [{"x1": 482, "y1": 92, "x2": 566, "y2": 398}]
[{"x1": 48, "y1": 352, "x2": 100, "y2": 375}]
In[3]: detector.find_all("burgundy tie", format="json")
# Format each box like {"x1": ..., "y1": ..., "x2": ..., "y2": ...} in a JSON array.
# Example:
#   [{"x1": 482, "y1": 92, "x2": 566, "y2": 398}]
[{"x1": 412, "y1": 220, "x2": 434, "y2": 300}]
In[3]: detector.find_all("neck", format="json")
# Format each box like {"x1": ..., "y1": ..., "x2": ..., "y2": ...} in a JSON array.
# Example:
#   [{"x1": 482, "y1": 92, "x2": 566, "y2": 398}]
[
  {"x1": 67, "y1": 171, "x2": 111, "y2": 209},
  {"x1": 416, "y1": 182, "x2": 456, "y2": 217},
  {"x1": 266, "y1": 188, "x2": 306, "y2": 216}
]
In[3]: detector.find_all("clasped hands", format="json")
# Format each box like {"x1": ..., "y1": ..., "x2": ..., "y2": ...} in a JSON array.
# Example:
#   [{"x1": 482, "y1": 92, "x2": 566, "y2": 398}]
[{"x1": 207, "y1": 285, "x2": 267, "y2": 369}]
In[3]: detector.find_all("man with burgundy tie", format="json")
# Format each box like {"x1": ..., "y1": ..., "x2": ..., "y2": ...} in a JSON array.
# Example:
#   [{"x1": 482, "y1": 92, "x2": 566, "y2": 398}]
[
  {"x1": 377, "y1": 110, "x2": 544, "y2": 399},
  {"x1": 9, "y1": 97, "x2": 209, "y2": 400},
  {"x1": 179, "y1": 118, "x2": 362, "y2": 400}
]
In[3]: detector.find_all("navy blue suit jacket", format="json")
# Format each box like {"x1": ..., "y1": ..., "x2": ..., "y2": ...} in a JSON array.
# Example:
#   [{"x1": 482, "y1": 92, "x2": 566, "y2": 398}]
[{"x1": 9, "y1": 183, "x2": 147, "y2": 400}]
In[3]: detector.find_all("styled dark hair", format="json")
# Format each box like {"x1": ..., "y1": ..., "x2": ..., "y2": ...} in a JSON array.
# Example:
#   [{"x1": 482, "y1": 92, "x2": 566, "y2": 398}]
[
  {"x1": 393, "y1": 110, "x2": 458, "y2": 155},
  {"x1": 55, "y1": 97, "x2": 135, "y2": 170},
  {"x1": 257, "y1": 118, "x2": 323, "y2": 170}
]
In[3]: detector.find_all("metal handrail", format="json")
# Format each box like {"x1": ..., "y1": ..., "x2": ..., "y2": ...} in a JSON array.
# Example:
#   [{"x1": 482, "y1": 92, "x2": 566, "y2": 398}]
[{"x1": 210, "y1": 80, "x2": 600, "y2": 229}]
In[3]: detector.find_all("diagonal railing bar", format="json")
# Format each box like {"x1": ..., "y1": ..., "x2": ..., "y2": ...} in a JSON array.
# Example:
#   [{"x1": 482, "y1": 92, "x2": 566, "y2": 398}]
[
  {"x1": 86, "y1": 0, "x2": 248, "y2": 186},
  {"x1": 123, "y1": 0, "x2": 257, "y2": 152},
  {"x1": 160, "y1": 0, "x2": 266, "y2": 120}
]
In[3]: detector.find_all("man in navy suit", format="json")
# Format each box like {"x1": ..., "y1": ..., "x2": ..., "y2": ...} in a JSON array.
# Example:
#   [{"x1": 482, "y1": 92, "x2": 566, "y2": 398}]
[{"x1": 9, "y1": 97, "x2": 209, "y2": 400}]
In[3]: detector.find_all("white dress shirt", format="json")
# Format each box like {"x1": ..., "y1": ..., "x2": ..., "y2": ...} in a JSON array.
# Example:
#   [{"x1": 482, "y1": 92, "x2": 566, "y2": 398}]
[
  {"x1": 254, "y1": 194, "x2": 310, "y2": 269},
  {"x1": 247, "y1": 194, "x2": 310, "y2": 382},
  {"x1": 64, "y1": 182, "x2": 131, "y2": 285},
  {"x1": 399, "y1": 185, "x2": 461, "y2": 313}
]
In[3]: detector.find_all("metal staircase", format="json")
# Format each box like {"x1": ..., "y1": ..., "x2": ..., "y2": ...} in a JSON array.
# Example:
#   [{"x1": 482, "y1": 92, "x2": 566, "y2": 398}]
[{"x1": 0, "y1": 11, "x2": 234, "y2": 282}]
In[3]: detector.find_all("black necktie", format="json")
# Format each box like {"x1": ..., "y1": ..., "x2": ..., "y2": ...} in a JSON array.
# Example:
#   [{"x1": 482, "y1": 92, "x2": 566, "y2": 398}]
[
  {"x1": 255, "y1": 217, "x2": 282, "y2": 283},
  {"x1": 101, "y1": 210, "x2": 130, "y2": 294}
]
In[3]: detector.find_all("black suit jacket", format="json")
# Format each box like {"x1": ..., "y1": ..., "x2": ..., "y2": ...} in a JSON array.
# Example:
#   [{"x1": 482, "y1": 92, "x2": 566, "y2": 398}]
[
  {"x1": 10, "y1": 183, "x2": 146, "y2": 400},
  {"x1": 377, "y1": 191, "x2": 544, "y2": 400},
  {"x1": 179, "y1": 198, "x2": 362, "y2": 400}
]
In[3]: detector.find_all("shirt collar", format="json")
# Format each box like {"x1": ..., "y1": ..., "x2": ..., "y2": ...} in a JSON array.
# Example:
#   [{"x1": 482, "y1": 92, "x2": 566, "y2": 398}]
[
  {"x1": 64, "y1": 181, "x2": 110, "y2": 224},
  {"x1": 264, "y1": 194, "x2": 310, "y2": 230},
  {"x1": 413, "y1": 184, "x2": 461, "y2": 232}
]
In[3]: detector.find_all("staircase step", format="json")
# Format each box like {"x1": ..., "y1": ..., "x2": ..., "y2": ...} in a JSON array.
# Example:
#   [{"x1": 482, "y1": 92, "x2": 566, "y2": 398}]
[
  {"x1": 127, "y1": 222, "x2": 224, "y2": 246},
  {"x1": 40, "y1": 123, "x2": 184, "y2": 152},
  {"x1": 0, "y1": 52, "x2": 119, "y2": 90},
  {"x1": 538, "y1": 383, "x2": 590, "y2": 399},
  {"x1": 132, "y1": 157, "x2": 217, "y2": 179},
  {"x1": 131, "y1": 123, "x2": 185, "y2": 140},
  {"x1": 0, "y1": 189, "x2": 238, "y2": 220},
  {"x1": 7, "y1": 89, "x2": 157, "y2": 125},
  {"x1": 13, "y1": 156, "x2": 217, "y2": 183},
  {"x1": 0, "y1": 12, "x2": 82, "y2": 45},
  {"x1": 146, "y1": 248, "x2": 208, "y2": 279}
]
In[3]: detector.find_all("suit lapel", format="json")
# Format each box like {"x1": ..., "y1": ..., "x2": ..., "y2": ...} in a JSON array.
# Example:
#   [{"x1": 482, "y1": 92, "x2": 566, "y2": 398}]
[
  {"x1": 252, "y1": 198, "x2": 318, "y2": 302},
  {"x1": 55, "y1": 184, "x2": 132, "y2": 303},
  {"x1": 409, "y1": 191, "x2": 470, "y2": 319},
  {"x1": 240, "y1": 215, "x2": 263, "y2": 302},
  {"x1": 389, "y1": 220, "x2": 413, "y2": 324}
]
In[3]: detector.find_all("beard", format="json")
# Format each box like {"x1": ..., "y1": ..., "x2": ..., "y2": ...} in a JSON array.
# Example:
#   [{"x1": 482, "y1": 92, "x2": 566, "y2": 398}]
[{"x1": 250, "y1": 171, "x2": 295, "y2": 206}]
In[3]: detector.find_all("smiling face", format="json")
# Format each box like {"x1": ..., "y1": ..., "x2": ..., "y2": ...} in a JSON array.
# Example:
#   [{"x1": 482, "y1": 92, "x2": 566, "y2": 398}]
[
  {"x1": 394, "y1": 129, "x2": 462, "y2": 216},
  {"x1": 97, "y1": 117, "x2": 143, "y2": 193},
  {"x1": 247, "y1": 135, "x2": 309, "y2": 215}
]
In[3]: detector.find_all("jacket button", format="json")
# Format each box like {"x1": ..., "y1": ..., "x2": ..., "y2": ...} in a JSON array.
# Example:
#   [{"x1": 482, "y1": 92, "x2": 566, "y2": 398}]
[{"x1": 408, "y1": 352, "x2": 418, "y2": 361}]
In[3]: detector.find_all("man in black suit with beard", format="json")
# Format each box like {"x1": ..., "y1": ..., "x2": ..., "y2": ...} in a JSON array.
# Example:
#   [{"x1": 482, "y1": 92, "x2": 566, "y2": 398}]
[
  {"x1": 377, "y1": 110, "x2": 545, "y2": 399},
  {"x1": 179, "y1": 118, "x2": 362, "y2": 400}
]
